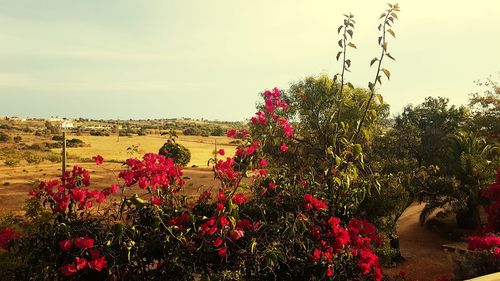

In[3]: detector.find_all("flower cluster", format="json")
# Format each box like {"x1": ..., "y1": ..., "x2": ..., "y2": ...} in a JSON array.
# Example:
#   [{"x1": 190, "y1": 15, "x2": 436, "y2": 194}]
[
  {"x1": 304, "y1": 193, "x2": 328, "y2": 211},
  {"x1": 307, "y1": 215, "x2": 382, "y2": 280},
  {"x1": 119, "y1": 153, "x2": 185, "y2": 192},
  {"x1": 249, "y1": 87, "x2": 293, "y2": 146},
  {"x1": 33, "y1": 163, "x2": 117, "y2": 213},
  {"x1": 58, "y1": 237, "x2": 108, "y2": 277},
  {"x1": 0, "y1": 227, "x2": 20, "y2": 249}
]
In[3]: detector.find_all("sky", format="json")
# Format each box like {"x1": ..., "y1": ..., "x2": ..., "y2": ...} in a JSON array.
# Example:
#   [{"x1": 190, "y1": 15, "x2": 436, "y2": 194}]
[{"x1": 0, "y1": 0, "x2": 498, "y2": 121}]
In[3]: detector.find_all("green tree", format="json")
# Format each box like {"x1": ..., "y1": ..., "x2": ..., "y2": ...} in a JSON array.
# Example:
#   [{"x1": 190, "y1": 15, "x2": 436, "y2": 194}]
[{"x1": 159, "y1": 139, "x2": 191, "y2": 166}]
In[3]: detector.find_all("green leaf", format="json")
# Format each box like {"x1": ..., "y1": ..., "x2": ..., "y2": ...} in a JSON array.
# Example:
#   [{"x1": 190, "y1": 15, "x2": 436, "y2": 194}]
[
  {"x1": 346, "y1": 82, "x2": 354, "y2": 89},
  {"x1": 376, "y1": 93, "x2": 384, "y2": 104},
  {"x1": 386, "y1": 53, "x2": 396, "y2": 61},
  {"x1": 337, "y1": 25, "x2": 343, "y2": 34},
  {"x1": 353, "y1": 144, "x2": 362, "y2": 156},
  {"x1": 370, "y1": 57, "x2": 378, "y2": 67},
  {"x1": 346, "y1": 29, "x2": 353, "y2": 38},
  {"x1": 380, "y1": 13, "x2": 386, "y2": 19},
  {"x1": 336, "y1": 51, "x2": 342, "y2": 61},
  {"x1": 347, "y1": 42, "x2": 357, "y2": 49},
  {"x1": 382, "y1": 68, "x2": 391, "y2": 79},
  {"x1": 338, "y1": 39, "x2": 343, "y2": 48}
]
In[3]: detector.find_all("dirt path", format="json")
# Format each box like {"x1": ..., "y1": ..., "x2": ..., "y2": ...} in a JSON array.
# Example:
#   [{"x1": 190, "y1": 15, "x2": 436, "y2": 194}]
[{"x1": 385, "y1": 203, "x2": 453, "y2": 280}]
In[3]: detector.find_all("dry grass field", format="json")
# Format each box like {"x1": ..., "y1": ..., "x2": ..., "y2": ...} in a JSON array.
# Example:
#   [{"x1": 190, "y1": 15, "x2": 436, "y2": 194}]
[{"x1": 56, "y1": 134, "x2": 236, "y2": 167}]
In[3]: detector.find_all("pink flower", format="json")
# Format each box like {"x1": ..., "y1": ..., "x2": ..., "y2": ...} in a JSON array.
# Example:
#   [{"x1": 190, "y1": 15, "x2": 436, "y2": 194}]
[
  {"x1": 88, "y1": 256, "x2": 107, "y2": 272},
  {"x1": 60, "y1": 263, "x2": 77, "y2": 277},
  {"x1": 218, "y1": 247, "x2": 227, "y2": 257},
  {"x1": 280, "y1": 143, "x2": 288, "y2": 152},
  {"x1": 268, "y1": 182, "x2": 276, "y2": 191},
  {"x1": 213, "y1": 237, "x2": 223, "y2": 248},
  {"x1": 110, "y1": 184, "x2": 119, "y2": 194},
  {"x1": 326, "y1": 265, "x2": 334, "y2": 277},
  {"x1": 227, "y1": 129, "x2": 237, "y2": 138},
  {"x1": 75, "y1": 257, "x2": 88, "y2": 270},
  {"x1": 219, "y1": 216, "x2": 230, "y2": 227},
  {"x1": 260, "y1": 159, "x2": 268, "y2": 167},
  {"x1": 151, "y1": 196, "x2": 163, "y2": 205},
  {"x1": 0, "y1": 228, "x2": 20, "y2": 249},
  {"x1": 73, "y1": 237, "x2": 94, "y2": 249},
  {"x1": 232, "y1": 193, "x2": 247, "y2": 205},
  {"x1": 92, "y1": 155, "x2": 104, "y2": 165},
  {"x1": 58, "y1": 239, "x2": 72, "y2": 251},
  {"x1": 229, "y1": 229, "x2": 244, "y2": 241},
  {"x1": 217, "y1": 149, "x2": 225, "y2": 156}
]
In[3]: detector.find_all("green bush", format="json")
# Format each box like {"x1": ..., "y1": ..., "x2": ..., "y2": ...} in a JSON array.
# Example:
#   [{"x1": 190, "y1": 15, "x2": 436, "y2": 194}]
[
  {"x1": 26, "y1": 153, "x2": 43, "y2": 165},
  {"x1": 159, "y1": 140, "x2": 191, "y2": 166},
  {"x1": 13, "y1": 136, "x2": 22, "y2": 143}
]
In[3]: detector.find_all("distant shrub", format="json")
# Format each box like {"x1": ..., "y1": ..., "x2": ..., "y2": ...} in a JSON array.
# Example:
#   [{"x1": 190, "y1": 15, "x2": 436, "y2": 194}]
[
  {"x1": 34, "y1": 130, "x2": 43, "y2": 136},
  {"x1": 26, "y1": 153, "x2": 43, "y2": 165},
  {"x1": 0, "y1": 132, "x2": 11, "y2": 143},
  {"x1": 201, "y1": 132, "x2": 210, "y2": 137},
  {"x1": 66, "y1": 138, "x2": 85, "y2": 148},
  {"x1": 138, "y1": 129, "x2": 147, "y2": 136},
  {"x1": 46, "y1": 154, "x2": 62, "y2": 163},
  {"x1": 28, "y1": 143, "x2": 46, "y2": 151},
  {"x1": 210, "y1": 126, "x2": 225, "y2": 136},
  {"x1": 51, "y1": 135, "x2": 63, "y2": 141},
  {"x1": 13, "y1": 136, "x2": 22, "y2": 143},
  {"x1": 4, "y1": 158, "x2": 20, "y2": 166},
  {"x1": 90, "y1": 130, "x2": 110, "y2": 136},
  {"x1": 182, "y1": 127, "x2": 201, "y2": 136},
  {"x1": 159, "y1": 140, "x2": 191, "y2": 166}
]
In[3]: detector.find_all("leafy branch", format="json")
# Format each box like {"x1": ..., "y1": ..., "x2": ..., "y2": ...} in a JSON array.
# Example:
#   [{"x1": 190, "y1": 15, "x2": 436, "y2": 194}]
[{"x1": 352, "y1": 3, "x2": 400, "y2": 143}]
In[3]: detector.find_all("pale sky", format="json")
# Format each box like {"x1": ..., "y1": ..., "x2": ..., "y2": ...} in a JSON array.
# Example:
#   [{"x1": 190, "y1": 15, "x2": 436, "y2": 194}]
[{"x1": 0, "y1": 0, "x2": 498, "y2": 120}]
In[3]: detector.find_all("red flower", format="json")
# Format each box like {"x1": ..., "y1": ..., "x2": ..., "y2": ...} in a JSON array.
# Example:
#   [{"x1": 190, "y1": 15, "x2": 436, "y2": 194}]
[
  {"x1": 229, "y1": 229, "x2": 244, "y2": 241},
  {"x1": 227, "y1": 129, "x2": 237, "y2": 138},
  {"x1": 326, "y1": 265, "x2": 334, "y2": 277},
  {"x1": 0, "y1": 228, "x2": 20, "y2": 249},
  {"x1": 219, "y1": 216, "x2": 230, "y2": 227},
  {"x1": 75, "y1": 257, "x2": 88, "y2": 270},
  {"x1": 280, "y1": 143, "x2": 288, "y2": 152},
  {"x1": 218, "y1": 247, "x2": 227, "y2": 257},
  {"x1": 110, "y1": 184, "x2": 119, "y2": 194},
  {"x1": 58, "y1": 239, "x2": 72, "y2": 251},
  {"x1": 60, "y1": 263, "x2": 77, "y2": 277},
  {"x1": 151, "y1": 196, "x2": 163, "y2": 205},
  {"x1": 260, "y1": 159, "x2": 268, "y2": 167},
  {"x1": 92, "y1": 155, "x2": 104, "y2": 165},
  {"x1": 232, "y1": 193, "x2": 247, "y2": 205},
  {"x1": 88, "y1": 256, "x2": 107, "y2": 271},
  {"x1": 268, "y1": 182, "x2": 276, "y2": 191},
  {"x1": 213, "y1": 237, "x2": 223, "y2": 248},
  {"x1": 217, "y1": 149, "x2": 225, "y2": 156},
  {"x1": 73, "y1": 237, "x2": 94, "y2": 249}
]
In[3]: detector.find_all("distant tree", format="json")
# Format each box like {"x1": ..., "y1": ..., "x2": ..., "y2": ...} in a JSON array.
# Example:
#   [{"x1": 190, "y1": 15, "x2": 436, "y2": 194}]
[
  {"x1": 468, "y1": 74, "x2": 500, "y2": 141},
  {"x1": 159, "y1": 139, "x2": 191, "y2": 166},
  {"x1": 182, "y1": 127, "x2": 201, "y2": 136},
  {"x1": 13, "y1": 136, "x2": 22, "y2": 143},
  {"x1": 393, "y1": 96, "x2": 468, "y2": 172}
]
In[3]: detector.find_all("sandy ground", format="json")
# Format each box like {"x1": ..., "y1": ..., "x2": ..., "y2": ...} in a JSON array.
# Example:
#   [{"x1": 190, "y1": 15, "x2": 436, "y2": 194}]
[{"x1": 385, "y1": 203, "x2": 454, "y2": 281}]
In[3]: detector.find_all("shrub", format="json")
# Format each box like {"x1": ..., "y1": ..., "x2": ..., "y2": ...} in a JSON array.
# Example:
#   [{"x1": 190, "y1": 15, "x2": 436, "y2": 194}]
[
  {"x1": 13, "y1": 136, "x2": 22, "y2": 143},
  {"x1": 0, "y1": 132, "x2": 11, "y2": 143},
  {"x1": 182, "y1": 127, "x2": 201, "y2": 136},
  {"x1": 159, "y1": 140, "x2": 191, "y2": 166},
  {"x1": 4, "y1": 158, "x2": 19, "y2": 166},
  {"x1": 211, "y1": 126, "x2": 225, "y2": 136},
  {"x1": 26, "y1": 153, "x2": 43, "y2": 165},
  {"x1": 90, "y1": 131, "x2": 110, "y2": 136}
]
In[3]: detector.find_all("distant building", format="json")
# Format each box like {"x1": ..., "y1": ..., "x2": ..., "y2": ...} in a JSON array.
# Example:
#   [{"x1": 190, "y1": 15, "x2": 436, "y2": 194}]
[{"x1": 61, "y1": 120, "x2": 75, "y2": 129}]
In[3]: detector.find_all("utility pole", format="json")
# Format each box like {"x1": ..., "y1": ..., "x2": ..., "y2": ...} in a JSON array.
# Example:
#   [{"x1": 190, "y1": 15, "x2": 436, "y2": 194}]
[{"x1": 62, "y1": 130, "x2": 66, "y2": 178}]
